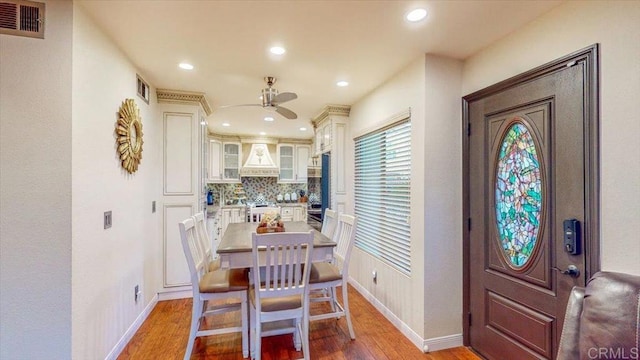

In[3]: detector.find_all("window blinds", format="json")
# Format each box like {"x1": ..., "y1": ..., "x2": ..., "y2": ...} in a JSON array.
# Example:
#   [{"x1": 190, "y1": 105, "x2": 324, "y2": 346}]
[{"x1": 354, "y1": 118, "x2": 411, "y2": 275}]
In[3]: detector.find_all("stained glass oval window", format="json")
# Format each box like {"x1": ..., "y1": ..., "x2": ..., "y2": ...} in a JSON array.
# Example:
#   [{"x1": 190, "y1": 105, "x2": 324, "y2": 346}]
[{"x1": 495, "y1": 122, "x2": 543, "y2": 268}]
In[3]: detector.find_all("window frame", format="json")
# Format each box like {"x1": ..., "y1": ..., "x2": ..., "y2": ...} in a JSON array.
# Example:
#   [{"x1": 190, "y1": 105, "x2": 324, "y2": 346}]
[{"x1": 353, "y1": 112, "x2": 412, "y2": 275}]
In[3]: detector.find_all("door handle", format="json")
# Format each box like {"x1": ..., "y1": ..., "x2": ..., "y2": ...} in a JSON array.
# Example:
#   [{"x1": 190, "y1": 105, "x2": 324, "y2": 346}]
[{"x1": 561, "y1": 265, "x2": 580, "y2": 278}]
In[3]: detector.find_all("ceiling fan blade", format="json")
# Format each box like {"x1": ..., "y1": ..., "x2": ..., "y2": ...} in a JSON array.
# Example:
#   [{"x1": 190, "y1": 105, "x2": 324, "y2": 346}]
[
  {"x1": 272, "y1": 92, "x2": 297, "y2": 105},
  {"x1": 217, "y1": 104, "x2": 262, "y2": 109},
  {"x1": 276, "y1": 106, "x2": 297, "y2": 119}
]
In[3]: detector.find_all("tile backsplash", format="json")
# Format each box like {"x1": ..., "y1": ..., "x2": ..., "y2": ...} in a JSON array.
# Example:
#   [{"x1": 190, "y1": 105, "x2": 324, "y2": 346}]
[{"x1": 207, "y1": 177, "x2": 320, "y2": 205}]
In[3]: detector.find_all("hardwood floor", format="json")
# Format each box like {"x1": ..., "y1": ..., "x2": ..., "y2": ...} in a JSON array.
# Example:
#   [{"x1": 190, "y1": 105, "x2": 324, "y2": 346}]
[{"x1": 118, "y1": 285, "x2": 480, "y2": 360}]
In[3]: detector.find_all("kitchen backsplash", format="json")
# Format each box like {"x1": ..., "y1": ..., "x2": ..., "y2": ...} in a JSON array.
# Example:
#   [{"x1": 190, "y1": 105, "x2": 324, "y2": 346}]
[{"x1": 207, "y1": 177, "x2": 320, "y2": 205}]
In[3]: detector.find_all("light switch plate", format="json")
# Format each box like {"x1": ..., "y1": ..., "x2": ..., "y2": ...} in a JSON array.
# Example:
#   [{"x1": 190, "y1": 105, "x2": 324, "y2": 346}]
[{"x1": 152, "y1": 201, "x2": 156, "y2": 213}]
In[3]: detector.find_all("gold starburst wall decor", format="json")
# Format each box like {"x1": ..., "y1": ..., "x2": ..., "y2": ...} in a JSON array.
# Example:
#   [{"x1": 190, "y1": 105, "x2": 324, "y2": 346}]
[{"x1": 116, "y1": 99, "x2": 144, "y2": 173}]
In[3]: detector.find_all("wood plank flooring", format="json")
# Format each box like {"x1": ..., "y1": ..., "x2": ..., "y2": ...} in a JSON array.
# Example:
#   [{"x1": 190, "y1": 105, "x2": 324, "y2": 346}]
[{"x1": 118, "y1": 285, "x2": 480, "y2": 360}]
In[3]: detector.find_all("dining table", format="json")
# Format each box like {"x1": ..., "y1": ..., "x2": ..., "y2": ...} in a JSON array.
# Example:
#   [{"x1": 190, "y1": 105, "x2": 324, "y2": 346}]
[{"x1": 216, "y1": 221, "x2": 336, "y2": 269}]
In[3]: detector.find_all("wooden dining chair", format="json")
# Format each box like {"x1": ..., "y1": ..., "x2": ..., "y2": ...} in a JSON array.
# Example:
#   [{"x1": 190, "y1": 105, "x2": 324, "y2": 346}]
[
  {"x1": 320, "y1": 208, "x2": 338, "y2": 240},
  {"x1": 248, "y1": 206, "x2": 281, "y2": 223},
  {"x1": 179, "y1": 217, "x2": 249, "y2": 359},
  {"x1": 250, "y1": 230, "x2": 314, "y2": 360},
  {"x1": 192, "y1": 211, "x2": 221, "y2": 272},
  {"x1": 308, "y1": 213, "x2": 358, "y2": 339},
  {"x1": 313, "y1": 208, "x2": 338, "y2": 304}
]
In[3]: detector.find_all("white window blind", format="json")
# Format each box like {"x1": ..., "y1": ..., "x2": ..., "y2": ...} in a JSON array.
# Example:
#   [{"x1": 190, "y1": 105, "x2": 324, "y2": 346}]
[{"x1": 354, "y1": 118, "x2": 411, "y2": 275}]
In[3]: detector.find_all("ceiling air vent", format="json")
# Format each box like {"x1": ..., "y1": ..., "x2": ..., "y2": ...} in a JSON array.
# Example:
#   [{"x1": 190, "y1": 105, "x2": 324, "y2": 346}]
[{"x1": 0, "y1": 0, "x2": 44, "y2": 39}]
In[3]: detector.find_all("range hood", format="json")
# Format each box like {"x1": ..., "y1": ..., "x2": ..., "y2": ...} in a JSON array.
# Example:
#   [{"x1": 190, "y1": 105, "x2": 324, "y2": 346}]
[{"x1": 240, "y1": 143, "x2": 279, "y2": 177}]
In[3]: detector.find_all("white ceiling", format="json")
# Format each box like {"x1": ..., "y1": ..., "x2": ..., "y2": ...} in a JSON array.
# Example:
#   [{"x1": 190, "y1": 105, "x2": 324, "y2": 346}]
[{"x1": 79, "y1": 0, "x2": 562, "y2": 139}]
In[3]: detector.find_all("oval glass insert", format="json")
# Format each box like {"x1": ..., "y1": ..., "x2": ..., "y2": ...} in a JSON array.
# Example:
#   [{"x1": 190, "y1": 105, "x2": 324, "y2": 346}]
[{"x1": 495, "y1": 122, "x2": 543, "y2": 268}]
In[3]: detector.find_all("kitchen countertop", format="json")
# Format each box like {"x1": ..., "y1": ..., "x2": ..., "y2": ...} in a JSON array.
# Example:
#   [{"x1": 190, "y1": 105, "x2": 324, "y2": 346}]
[{"x1": 276, "y1": 203, "x2": 307, "y2": 207}]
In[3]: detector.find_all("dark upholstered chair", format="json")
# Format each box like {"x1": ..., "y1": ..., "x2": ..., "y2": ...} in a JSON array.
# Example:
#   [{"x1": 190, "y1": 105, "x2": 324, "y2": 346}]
[{"x1": 557, "y1": 271, "x2": 640, "y2": 360}]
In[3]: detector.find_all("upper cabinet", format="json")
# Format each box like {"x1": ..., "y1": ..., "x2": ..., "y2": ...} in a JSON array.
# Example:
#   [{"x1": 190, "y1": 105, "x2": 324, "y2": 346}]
[
  {"x1": 277, "y1": 144, "x2": 310, "y2": 183},
  {"x1": 223, "y1": 142, "x2": 241, "y2": 182},
  {"x1": 209, "y1": 140, "x2": 222, "y2": 181},
  {"x1": 315, "y1": 120, "x2": 333, "y2": 155},
  {"x1": 209, "y1": 140, "x2": 241, "y2": 183}
]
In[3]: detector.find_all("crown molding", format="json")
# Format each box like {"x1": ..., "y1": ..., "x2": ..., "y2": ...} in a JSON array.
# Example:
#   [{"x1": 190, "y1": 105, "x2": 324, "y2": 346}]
[
  {"x1": 312, "y1": 104, "x2": 351, "y2": 126},
  {"x1": 156, "y1": 89, "x2": 213, "y2": 116},
  {"x1": 209, "y1": 134, "x2": 313, "y2": 145}
]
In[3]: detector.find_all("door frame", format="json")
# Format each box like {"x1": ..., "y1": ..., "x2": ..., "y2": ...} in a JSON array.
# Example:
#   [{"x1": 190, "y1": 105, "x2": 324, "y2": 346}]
[{"x1": 461, "y1": 44, "x2": 601, "y2": 345}]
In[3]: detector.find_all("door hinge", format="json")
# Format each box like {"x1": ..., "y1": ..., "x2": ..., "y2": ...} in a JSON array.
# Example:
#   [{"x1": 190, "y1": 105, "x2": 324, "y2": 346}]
[
  {"x1": 467, "y1": 312, "x2": 472, "y2": 327},
  {"x1": 467, "y1": 123, "x2": 471, "y2": 136},
  {"x1": 467, "y1": 217, "x2": 472, "y2": 231}
]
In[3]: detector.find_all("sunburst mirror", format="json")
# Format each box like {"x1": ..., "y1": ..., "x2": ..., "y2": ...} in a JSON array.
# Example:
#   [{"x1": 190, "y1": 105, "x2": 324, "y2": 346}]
[{"x1": 116, "y1": 99, "x2": 144, "y2": 173}]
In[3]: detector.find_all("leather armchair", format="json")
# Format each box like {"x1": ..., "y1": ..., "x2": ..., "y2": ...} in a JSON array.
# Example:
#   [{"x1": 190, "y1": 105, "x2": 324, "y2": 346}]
[{"x1": 557, "y1": 271, "x2": 640, "y2": 360}]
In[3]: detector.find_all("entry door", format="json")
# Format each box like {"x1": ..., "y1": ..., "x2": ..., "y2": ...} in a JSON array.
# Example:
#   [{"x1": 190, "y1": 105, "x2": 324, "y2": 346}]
[{"x1": 464, "y1": 46, "x2": 599, "y2": 360}]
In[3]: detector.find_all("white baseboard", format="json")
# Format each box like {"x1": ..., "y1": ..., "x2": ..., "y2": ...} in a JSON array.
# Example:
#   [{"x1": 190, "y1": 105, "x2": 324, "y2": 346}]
[
  {"x1": 106, "y1": 293, "x2": 159, "y2": 360},
  {"x1": 157, "y1": 289, "x2": 192, "y2": 301},
  {"x1": 348, "y1": 278, "x2": 462, "y2": 353},
  {"x1": 423, "y1": 333, "x2": 463, "y2": 352}
]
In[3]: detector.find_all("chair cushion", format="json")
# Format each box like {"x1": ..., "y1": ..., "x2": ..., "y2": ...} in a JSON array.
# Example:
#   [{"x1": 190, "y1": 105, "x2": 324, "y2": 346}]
[
  {"x1": 208, "y1": 258, "x2": 221, "y2": 272},
  {"x1": 199, "y1": 268, "x2": 248, "y2": 293},
  {"x1": 309, "y1": 262, "x2": 342, "y2": 284},
  {"x1": 578, "y1": 271, "x2": 640, "y2": 359},
  {"x1": 249, "y1": 287, "x2": 302, "y2": 312}
]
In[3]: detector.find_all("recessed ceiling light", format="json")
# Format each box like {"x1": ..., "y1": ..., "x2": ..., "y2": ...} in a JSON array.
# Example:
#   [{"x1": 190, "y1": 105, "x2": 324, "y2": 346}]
[
  {"x1": 222, "y1": 122, "x2": 230, "y2": 127},
  {"x1": 270, "y1": 46, "x2": 286, "y2": 55},
  {"x1": 259, "y1": 131, "x2": 267, "y2": 136},
  {"x1": 264, "y1": 116, "x2": 274, "y2": 122},
  {"x1": 178, "y1": 62, "x2": 194, "y2": 70},
  {"x1": 300, "y1": 127, "x2": 307, "y2": 131},
  {"x1": 406, "y1": 8, "x2": 427, "y2": 22},
  {"x1": 336, "y1": 81, "x2": 349, "y2": 87}
]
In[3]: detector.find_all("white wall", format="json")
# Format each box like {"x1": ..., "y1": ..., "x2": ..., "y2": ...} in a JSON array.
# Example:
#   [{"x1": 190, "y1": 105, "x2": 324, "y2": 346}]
[
  {"x1": 422, "y1": 55, "x2": 463, "y2": 339},
  {"x1": 0, "y1": 1, "x2": 73, "y2": 358},
  {"x1": 348, "y1": 57, "x2": 427, "y2": 341},
  {"x1": 463, "y1": 0, "x2": 640, "y2": 275},
  {"x1": 72, "y1": 5, "x2": 162, "y2": 359},
  {"x1": 347, "y1": 55, "x2": 463, "y2": 349}
]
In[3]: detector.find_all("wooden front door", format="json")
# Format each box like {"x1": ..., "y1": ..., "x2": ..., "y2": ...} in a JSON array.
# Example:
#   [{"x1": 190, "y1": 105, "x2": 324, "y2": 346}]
[{"x1": 463, "y1": 45, "x2": 600, "y2": 359}]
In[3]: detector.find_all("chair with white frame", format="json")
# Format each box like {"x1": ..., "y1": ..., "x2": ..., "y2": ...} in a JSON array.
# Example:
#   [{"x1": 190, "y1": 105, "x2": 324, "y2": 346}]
[
  {"x1": 250, "y1": 230, "x2": 314, "y2": 360},
  {"x1": 308, "y1": 213, "x2": 358, "y2": 339},
  {"x1": 192, "y1": 211, "x2": 221, "y2": 272},
  {"x1": 320, "y1": 208, "x2": 338, "y2": 241},
  {"x1": 248, "y1": 206, "x2": 281, "y2": 223},
  {"x1": 179, "y1": 217, "x2": 249, "y2": 359},
  {"x1": 312, "y1": 208, "x2": 338, "y2": 308}
]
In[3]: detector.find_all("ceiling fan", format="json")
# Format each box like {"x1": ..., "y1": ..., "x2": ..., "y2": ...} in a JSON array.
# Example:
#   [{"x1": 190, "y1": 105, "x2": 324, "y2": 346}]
[{"x1": 221, "y1": 77, "x2": 298, "y2": 119}]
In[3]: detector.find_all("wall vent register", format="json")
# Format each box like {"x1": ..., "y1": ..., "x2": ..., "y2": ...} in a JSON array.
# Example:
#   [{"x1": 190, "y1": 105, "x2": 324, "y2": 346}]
[{"x1": 0, "y1": 0, "x2": 45, "y2": 39}]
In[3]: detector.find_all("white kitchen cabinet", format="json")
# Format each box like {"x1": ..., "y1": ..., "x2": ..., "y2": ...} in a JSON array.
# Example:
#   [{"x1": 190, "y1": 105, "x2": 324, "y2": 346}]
[
  {"x1": 277, "y1": 144, "x2": 295, "y2": 182},
  {"x1": 280, "y1": 205, "x2": 307, "y2": 222},
  {"x1": 223, "y1": 142, "x2": 241, "y2": 182},
  {"x1": 221, "y1": 206, "x2": 245, "y2": 238},
  {"x1": 293, "y1": 206, "x2": 307, "y2": 222},
  {"x1": 315, "y1": 120, "x2": 332, "y2": 155},
  {"x1": 209, "y1": 140, "x2": 222, "y2": 181},
  {"x1": 277, "y1": 144, "x2": 310, "y2": 183},
  {"x1": 280, "y1": 206, "x2": 294, "y2": 222},
  {"x1": 295, "y1": 145, "x2": 310, "y2": 183}
]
